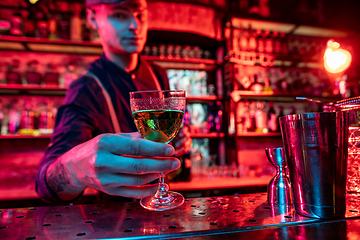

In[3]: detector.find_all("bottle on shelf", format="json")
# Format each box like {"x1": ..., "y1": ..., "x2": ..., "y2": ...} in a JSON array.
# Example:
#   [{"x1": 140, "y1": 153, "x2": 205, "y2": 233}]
[
  {"x1": 264, "y1": 29, "x2": 273, "y2": 54},
  {"x1": 273, "y1": 29, "x2": 281, "y2": 54},
  {"x1": 239, "y1": 27, "x2": 249, "y2": 52},
  {"x1": 70, "y1": 3, "x2": 82, "y2": 42},
  {"x1": 6, "y1": 59, "x2": 22, "y2": 85},
  {"x1": 23, "y1": 8, "x2": 36, "y2": 37},
  {"x1": 215, "y1": 101, "x2": 223, "y2": 133},
  {"x1": 19, "y1": 100, "x2": 34, "y2": 135},
  {"x1": 43, "y1": 63, "x2": 60, "y2": 86},
  {"x1": 248, "y1": 25, "x2": 257, "y2": 52},
  {"x1": 10, "y1": 11, "x2": 23, "y2": 36},
  {"x1": 36, "y1": 8, "x2": 48, "y2": 38},
  {"x1": 0, "y1": 62, "x2": 6, "y2": 84},
  {"x1": 246, "y1": 101, "x2": 257, "y2": 132},
  {"x1": 206, "y1": 102, "x2": 216, "y2": 133},
  {"x1": 0, "y1": 9, "x2": 11, "y2": 36},
  {"x1": 267, "y1": 101, "x2": 278, "y2": 132},
  {"x1": 47, "y1": 12, "x2": 58, "y2": 40},
  {"x1": 254, "y1": 101, "x2": 267, "y2": 133},
  {"x1": 8, "y1": 100, "x2": 21, "y2": 134},
  {"x1": 249, "y1": 74, "x2": 264, "y2": 93},
  {"x1": 256, "y1": 29, "x2": 265, "y2": 53},
  {"x1": 56, "y1": 1, "x2": 70, "y2": 40},
  {"x1": 25, "y1": 60, "x2": 42, "y2": 85},
  {"x1": 279, "y1": 31, "x2": 289, "y2": 55}
]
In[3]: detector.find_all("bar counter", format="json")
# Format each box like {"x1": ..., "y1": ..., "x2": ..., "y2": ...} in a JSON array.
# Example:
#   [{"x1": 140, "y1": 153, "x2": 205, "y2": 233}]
[{"x1": 1, "y1": 193, "x2": 360, "y2": 239}]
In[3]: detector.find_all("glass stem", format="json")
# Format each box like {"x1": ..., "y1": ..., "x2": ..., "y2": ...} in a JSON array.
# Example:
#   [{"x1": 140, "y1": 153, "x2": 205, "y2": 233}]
[
  {"x1": 159, "y1": 172, "x2": 165, "y2": 185},
  {"x1": 155, "y1": 172, "x2": 171, "y2": 200}
]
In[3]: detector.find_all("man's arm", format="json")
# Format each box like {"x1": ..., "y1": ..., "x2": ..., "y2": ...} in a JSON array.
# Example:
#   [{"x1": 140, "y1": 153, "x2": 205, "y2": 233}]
[{"x1": 44, "y1": 133, "x2": 180, "y2": 201}]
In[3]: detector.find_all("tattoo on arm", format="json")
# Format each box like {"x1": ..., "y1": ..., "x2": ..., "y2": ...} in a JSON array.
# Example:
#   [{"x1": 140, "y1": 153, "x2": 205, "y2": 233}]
[{"x1": 47, "y1": 160, "x2": 71, "y2": 193}]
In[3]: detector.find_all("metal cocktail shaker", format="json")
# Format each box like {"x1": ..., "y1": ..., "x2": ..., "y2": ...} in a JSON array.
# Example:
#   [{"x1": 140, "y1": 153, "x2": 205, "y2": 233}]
[{"x1": 280, "y1": 111, "x2": 349, "y2": 219}]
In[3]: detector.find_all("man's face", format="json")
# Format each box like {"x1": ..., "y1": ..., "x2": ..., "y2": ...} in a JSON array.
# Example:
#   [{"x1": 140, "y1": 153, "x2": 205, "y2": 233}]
[{"x1": 93, "y1": 0, "x2": 148, "y2": 54}]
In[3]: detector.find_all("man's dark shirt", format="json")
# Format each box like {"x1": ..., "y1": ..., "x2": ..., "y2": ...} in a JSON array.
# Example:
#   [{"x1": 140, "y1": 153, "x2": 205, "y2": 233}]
[{"x1": 36, "y1": 54, "x2": 169, "y2": 203}]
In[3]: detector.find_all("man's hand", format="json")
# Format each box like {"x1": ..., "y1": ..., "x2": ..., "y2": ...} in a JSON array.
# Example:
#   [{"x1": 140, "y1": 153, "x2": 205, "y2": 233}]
[
  {"x1": 173, "y1": 126, "x2": 192, "y2": 157},
  {"x1": 46, "y1": 132, "x2": 180, "y2": 201}
]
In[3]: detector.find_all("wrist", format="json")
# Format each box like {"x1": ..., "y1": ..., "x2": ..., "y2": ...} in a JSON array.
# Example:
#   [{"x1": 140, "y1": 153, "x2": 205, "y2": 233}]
[{"x1": 46, "y1": 157, "x2": 86, "y2": 201}]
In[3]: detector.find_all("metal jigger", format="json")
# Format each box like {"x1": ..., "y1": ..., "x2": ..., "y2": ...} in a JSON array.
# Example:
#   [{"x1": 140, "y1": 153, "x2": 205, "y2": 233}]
[{"x1": 265, "y1": 147, "x2": 292, "y2": 205}]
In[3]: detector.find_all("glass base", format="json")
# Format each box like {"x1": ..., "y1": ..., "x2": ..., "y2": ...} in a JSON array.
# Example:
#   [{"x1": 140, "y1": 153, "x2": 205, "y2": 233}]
[{"x1": 140, "y1": 191, "x2": 184, "y2": 211}]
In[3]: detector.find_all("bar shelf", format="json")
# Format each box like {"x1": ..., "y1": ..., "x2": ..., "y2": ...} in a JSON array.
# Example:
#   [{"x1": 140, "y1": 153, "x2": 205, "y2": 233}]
[
  {"x1": 0, "y1": 36, "x2": 220, "y2": 71},
  {"x1": 190, "y1": 132, "x2": 225, "y2": 138},
  {"x1": 0, "y1": 134, "x2": 52, "y2": 140},
  {"x1": 230, "y1": 90, "x2": 341, "y2": 103},
  {"x1": 237, "y1": 132, "x2": 282, "y2": 137},
  {"x1": 0, "y1": 84, "x2": 67, "y2": 95}
]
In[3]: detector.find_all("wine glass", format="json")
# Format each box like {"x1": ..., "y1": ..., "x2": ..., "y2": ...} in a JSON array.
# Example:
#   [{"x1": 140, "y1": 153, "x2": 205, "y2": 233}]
[{"x1": 129, "y1": 90, "x2": 186, "y2": 211}]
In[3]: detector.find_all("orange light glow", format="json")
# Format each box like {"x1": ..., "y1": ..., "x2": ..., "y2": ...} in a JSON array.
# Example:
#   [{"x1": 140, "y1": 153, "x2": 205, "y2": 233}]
[{"x1": 324, "y1": 40, "x2": 352, "y2": 74}]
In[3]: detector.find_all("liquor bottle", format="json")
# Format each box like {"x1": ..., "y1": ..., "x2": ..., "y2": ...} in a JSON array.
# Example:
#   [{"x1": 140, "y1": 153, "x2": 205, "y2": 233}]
[
  {"x1": 0, "y1": 62, "x2": 6, "y2": 84},
  {"x1": 256, "y1": 29, "x2": 265, "y2": 53},
  {"x1": 267, "y1": 101, "x2": 278, "y2": 132},
  {"x1": 48, "y1": 12, "x2": 58, "y2": 39},
  {"x1": 232, "y1": 28, "x2": 241, "y2": 51},
  {"x1": 206, "y1": 102, "x2": 216, "y2": 133},
  {"x1": 43, "y1": 63, "x2": 60, "y2": 86},
  {"x1": 70, "y1": 3, "x2": 82, "y2": 41},
  {"x1": 249, "y1": 74, "x2": 264, "y2": 93},
  {"x1": 215, "y1": 101, "x2": 223, "y2": 133},
  {"x1": 6, "y1": 59, "x2": 22, "y2": 85},
  {"x1": 247, "y1": 102, "x2": 256, "y2": 132},
  {"x1": 36, "y1": 9, "x2": 48, "y2": 38},
  {"x1": 0, "y1": 9, "x2": 11, "y2": 36},
  {"x1": 248, "y1": 25, "x2": 257, "y2": 52},
  {"x1": 264, "y1": 29, "x2": 273, "y2": 54},
  {"x1": 279, "y1": 31, "x2": 289, "y2": 55},
  {"x1": 57, "y1": 1, "x2": 70, "y2": 40},
  {"x1": 25, "y1": 60, "x2": 42, "y2": 85},
  {"x1": 239, "y1": 27, "x2": 249, "y2": 52},
  {"x1": 10, "y1": 12, "x2": 23, "y2": 36},
  {"x1": 8, "y1": 100, "x2": 21, "y2": 134},
  {"x1": 273, "y1": 30, "x2": 281, "y2": 54},
  {"x1": 255, "y1": 101, "x2": 267, "y2": 133},
  {"x1": 23, "y1": 8, "x2": 36, "y2": 37}
]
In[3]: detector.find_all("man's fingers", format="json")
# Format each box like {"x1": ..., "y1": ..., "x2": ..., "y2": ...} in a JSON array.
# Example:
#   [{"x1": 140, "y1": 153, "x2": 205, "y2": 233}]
[
  {"x1": 101, "y1": 154, "x2": 181, "y2": 175},
  {"x1": 97, "y1": 172, "x2": 159, "y2": 187},
  {"x1": 106, "y1": 185, "x2": 159, "y2": 199},
  {"x1": 97, "y1": 134, "x2": 175, "y2": 157}
]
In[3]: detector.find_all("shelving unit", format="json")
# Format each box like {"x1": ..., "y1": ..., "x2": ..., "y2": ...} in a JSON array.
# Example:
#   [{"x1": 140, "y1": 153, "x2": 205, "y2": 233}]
[{"x1": 222, "y1": 15, "x2": 354, "y2": 175}]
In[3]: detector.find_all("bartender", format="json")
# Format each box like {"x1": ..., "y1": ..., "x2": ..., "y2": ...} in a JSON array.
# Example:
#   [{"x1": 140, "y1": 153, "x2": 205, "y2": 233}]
[{"x1": 35, "y1": 0, "x2": 192, "y2": 203}]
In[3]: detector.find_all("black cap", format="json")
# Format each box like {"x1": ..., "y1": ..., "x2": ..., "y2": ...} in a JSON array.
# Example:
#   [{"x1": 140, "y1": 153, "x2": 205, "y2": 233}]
[{"x1": 85, "y1": 0, "x2": 130, "y2": 7}]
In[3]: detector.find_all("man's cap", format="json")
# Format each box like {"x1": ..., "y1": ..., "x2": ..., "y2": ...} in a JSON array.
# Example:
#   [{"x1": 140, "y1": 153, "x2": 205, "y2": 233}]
[{"x1": 85, "y1": 0, "x2": 130, "y2": 7}]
